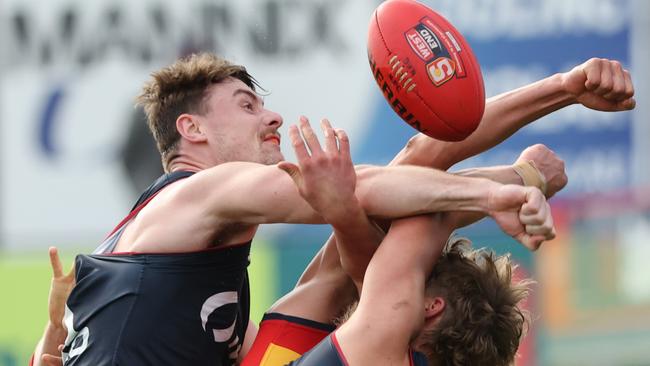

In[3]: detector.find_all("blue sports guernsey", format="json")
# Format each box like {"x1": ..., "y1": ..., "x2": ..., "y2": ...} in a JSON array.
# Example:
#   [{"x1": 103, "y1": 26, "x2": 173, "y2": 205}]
[
  {"x1": 288, "y1": 333, "x2": 428, "y2": 366},
  {"x1": 62, "y1": 172, "x2": 251, "y2": 366}
]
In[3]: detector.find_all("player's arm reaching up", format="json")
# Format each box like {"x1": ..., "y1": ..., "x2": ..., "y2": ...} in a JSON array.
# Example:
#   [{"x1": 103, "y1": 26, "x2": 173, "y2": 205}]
[
  {"x1": 280, "y1": 120, "x2": 555, "y2": 283},
  {"x1": 392, "y1": 58, "x2": 635, "y2": 170},
  {"x1": 281, "y1": 121, "x2": 555, "y2": 366},
  {"x1": 278, "y1": 119, "x2": 384, "y2": 290}
]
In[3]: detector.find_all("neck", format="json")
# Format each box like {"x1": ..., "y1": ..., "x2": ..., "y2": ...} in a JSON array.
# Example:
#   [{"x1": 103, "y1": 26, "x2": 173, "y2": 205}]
[
  {"x1": 167, "y1": 142, "x2": 227, "y2": 172},
  {"x1": 168, "y1": 157, "x2": 209, "y2": 173}
]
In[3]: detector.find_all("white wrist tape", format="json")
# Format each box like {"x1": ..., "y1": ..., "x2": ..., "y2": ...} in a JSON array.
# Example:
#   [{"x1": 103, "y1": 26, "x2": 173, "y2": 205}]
[{"x1": 513, "y1": 161, "x2": 548, "y2": 196}]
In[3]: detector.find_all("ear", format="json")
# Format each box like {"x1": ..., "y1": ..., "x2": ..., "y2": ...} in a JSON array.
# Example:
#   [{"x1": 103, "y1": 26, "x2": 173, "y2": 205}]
[
  {"x1": 176, "y1": 113, "x2": 207, "y2": 143},
  {"x1": 424, "y1": 297, "x2": 445, "y2": 321}
]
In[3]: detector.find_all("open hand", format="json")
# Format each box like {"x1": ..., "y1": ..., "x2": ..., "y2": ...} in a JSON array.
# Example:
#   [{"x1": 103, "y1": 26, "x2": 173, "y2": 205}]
[{"x1": 277, "y1": 116, "x2": 358, "y2": 225}]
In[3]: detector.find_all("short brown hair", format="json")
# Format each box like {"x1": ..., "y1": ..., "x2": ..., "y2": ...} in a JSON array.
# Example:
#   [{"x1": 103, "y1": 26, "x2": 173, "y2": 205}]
[
  {"x1": 136, "y1": 53, "x2": 259, "y2": 170},
  {"x1": 421, "y1": 238, "x2": 532, "y2": 366}
]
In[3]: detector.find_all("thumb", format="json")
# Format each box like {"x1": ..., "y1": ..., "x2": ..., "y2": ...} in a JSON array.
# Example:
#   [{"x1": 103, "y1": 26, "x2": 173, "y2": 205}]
[
  {"x1": 517, "y1": 232, "x2": 544, "y2": 251},
  {"x1": 277, "y1": 162, "x2": 303, "y2": 186},
  {"x1": 618, "y1": 97, "x2": 636, "y2": 110}
]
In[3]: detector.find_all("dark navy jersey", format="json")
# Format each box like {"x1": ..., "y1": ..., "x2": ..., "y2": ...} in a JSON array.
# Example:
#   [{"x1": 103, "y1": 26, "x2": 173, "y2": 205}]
[
  {"x1": 288, "y1": 333, "x2": 428, "y2": 366},
  {"x1": 62, "y1": 172, "x2": 252, "y2": 366}
]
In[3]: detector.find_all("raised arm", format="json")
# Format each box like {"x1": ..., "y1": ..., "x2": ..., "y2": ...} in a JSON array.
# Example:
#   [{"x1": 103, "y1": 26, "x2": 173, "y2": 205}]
[
  {"x1": 279, "y1": 119, "x2": 384, "y2": 290},
  {"x1": 335, "y1": 214, "x2": 453, "y2": 364},
  {"x1": 338, "y1": 166, "x2": 555, "y2": 364},
  {"x1": 391, "y1": 58, "x2": 635, "y2": 170}
]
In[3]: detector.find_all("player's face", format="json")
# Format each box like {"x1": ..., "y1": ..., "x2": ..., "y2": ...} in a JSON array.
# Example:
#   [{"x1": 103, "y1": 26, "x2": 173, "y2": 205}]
[{"x1": 200, "y1": 78, "x2": 284, "y2": 165}]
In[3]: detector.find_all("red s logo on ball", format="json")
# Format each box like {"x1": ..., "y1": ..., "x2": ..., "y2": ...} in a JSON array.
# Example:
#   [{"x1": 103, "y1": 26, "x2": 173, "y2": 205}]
[{"x1": 428, "y1": 57, "x2": 456, "y2": 86}]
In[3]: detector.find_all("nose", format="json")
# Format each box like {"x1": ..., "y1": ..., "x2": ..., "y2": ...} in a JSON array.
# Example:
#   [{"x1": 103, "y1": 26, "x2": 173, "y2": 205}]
[{"x1": 264, "y1": 108, "x2": 283, "y2": 128}]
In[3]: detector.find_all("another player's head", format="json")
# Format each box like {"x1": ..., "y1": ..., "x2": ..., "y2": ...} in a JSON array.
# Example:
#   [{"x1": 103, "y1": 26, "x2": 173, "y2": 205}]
[
  {"x1": 414, "y1": 239, "x2": 531, "y2": 366},
  {"x1": 136, "y1": 53, "x2": 284, "y2": 172}
]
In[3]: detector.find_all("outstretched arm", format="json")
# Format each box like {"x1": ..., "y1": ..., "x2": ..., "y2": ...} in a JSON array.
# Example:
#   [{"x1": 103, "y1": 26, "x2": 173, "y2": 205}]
[
  {"x1": 443, "y1": 144, "x2": 567, "y2": 228},
  {"x1": 391, "y1": 58, "x2": 635, "y2": 170},
  {"x1": 280, "y1": 120, "x2": 554, "y2": 293},
  {"x1": 185, "y1": 117, "x2": 543, "y2": 230}
]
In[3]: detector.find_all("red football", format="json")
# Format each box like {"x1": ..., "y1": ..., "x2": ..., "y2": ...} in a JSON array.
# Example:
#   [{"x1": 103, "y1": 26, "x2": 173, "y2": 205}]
[{"x1": 368, "y1": 0, "x2": 485, "y2": 141}]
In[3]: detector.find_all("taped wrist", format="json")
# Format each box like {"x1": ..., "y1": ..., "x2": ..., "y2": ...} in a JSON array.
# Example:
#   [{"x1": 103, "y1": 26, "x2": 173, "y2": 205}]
[{"x1": 513, "y1": 161, "x2": 547, "y2": 196}]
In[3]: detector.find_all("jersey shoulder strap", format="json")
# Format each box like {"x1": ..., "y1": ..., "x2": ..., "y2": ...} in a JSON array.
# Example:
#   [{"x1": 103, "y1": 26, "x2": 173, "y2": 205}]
[
  {"x1": 130, "y1": 170, "x2": 195, "y2": 211},
  {"x1": 96, "y1": 171, "x2": 195, "y2": 253}
]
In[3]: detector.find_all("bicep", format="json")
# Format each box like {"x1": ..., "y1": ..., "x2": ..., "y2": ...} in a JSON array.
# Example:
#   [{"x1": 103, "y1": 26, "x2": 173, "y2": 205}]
[{"x1": 184, "y1": 163, "x2": 323, "y2": 225}]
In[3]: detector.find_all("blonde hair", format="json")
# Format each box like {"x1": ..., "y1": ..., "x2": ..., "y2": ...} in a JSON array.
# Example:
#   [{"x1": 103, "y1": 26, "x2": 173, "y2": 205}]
[
  {"x1": 421, "y1": 238, "x2": 532, "y2": 366},
  {"x1": 136, "y1": 53, "x2": 259, "y2": 170}
]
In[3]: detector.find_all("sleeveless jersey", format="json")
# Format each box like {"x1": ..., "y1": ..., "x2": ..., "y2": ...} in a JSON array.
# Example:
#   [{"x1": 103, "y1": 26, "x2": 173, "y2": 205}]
[
  {"x1": 241, "y1": 312, "x2": 335, "y2": 366},
  {"x1": 62, "y1": 172, "x2": 251, "y2": 366},
  {"x1": 288, "y1": 333, "x2": 428, "y2": 366}
]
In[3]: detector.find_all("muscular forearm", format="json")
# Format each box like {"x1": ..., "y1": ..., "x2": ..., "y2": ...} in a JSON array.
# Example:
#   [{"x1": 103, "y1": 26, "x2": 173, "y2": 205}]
[
  {"x1": 446, "y1": 165, "x2": 525, "y2": 228},
  {"x1": 391, "y1": 73, "x2": 573, "y2": 170},
  {"x1": 355, "y1": 165, "x2": 500, "y2": 219}
]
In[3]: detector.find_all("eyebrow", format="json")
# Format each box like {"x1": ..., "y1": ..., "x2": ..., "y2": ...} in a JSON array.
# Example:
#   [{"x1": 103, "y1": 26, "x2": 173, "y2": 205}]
[{"x1": 233, "y1": 89, "x2": 264, "y2": 107}]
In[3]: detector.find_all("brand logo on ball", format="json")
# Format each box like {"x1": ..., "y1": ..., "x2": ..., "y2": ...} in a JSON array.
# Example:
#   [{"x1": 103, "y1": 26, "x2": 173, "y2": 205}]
[
  {"x1": 427, "y1": 57, "x2": 456, "y2": 86},
  {"x1": 405, "y1": 23, "x2": 442, "y2": 62},
  {"x1": 405, "y1": 17, "x2": 468, "y2": 87}
]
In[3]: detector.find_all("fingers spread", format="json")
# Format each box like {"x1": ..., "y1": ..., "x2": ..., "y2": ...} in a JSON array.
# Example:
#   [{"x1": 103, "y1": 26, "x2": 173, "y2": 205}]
[
  {"x1": 320, "y1": 119, "x2": 338, "y2": 154},
  {"x1": 299, "y1": 116, "x2": 322, "y2": 155},
  {"x1": 288, "y1": 125, "x2": 310, "y2": 161},
  {"x1": 336, "y1": 129, "x2": 351, "y2": 161}
]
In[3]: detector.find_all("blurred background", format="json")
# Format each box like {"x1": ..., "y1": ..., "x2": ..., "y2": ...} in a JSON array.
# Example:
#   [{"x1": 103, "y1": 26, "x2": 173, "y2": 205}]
[{"x1": 1, "y1": 0, "x2": 649, "y2": 365}]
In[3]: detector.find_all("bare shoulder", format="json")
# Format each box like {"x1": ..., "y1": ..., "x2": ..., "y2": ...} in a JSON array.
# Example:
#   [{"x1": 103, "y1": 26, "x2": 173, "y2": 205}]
[{"x1": 116, "y1": 164, "x2": 269, "y2": 252}]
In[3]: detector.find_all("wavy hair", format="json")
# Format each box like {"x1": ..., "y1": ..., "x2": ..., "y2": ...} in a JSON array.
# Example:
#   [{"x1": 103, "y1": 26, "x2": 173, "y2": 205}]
[
  {"x1": 136, "y1": 53, "x2": 259, "y2": 170},
  {"x1": 421, "y1": 238, "x2": 533, "y2": 366}
]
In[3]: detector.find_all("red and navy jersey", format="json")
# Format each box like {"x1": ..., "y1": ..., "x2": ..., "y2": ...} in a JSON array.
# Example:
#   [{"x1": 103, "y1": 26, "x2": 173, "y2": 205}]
[
  {"x1": 288, "y1": 333, "x2": 428, "y2": 366},
  {"x1": 241, "y1": 312, "x2": 335, "y2": 366},
  {"x1": 62, "y1": 172, "x2": 251, "y2": 366}
]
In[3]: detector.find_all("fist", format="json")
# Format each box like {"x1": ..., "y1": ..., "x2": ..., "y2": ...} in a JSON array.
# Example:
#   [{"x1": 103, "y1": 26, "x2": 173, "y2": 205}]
[
  {"x1": 561, "y1": 58, "x2": 635, "y2": 111},
  {"x1": 488, "y1": 185, "x2": 556, "y2": 251}
]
